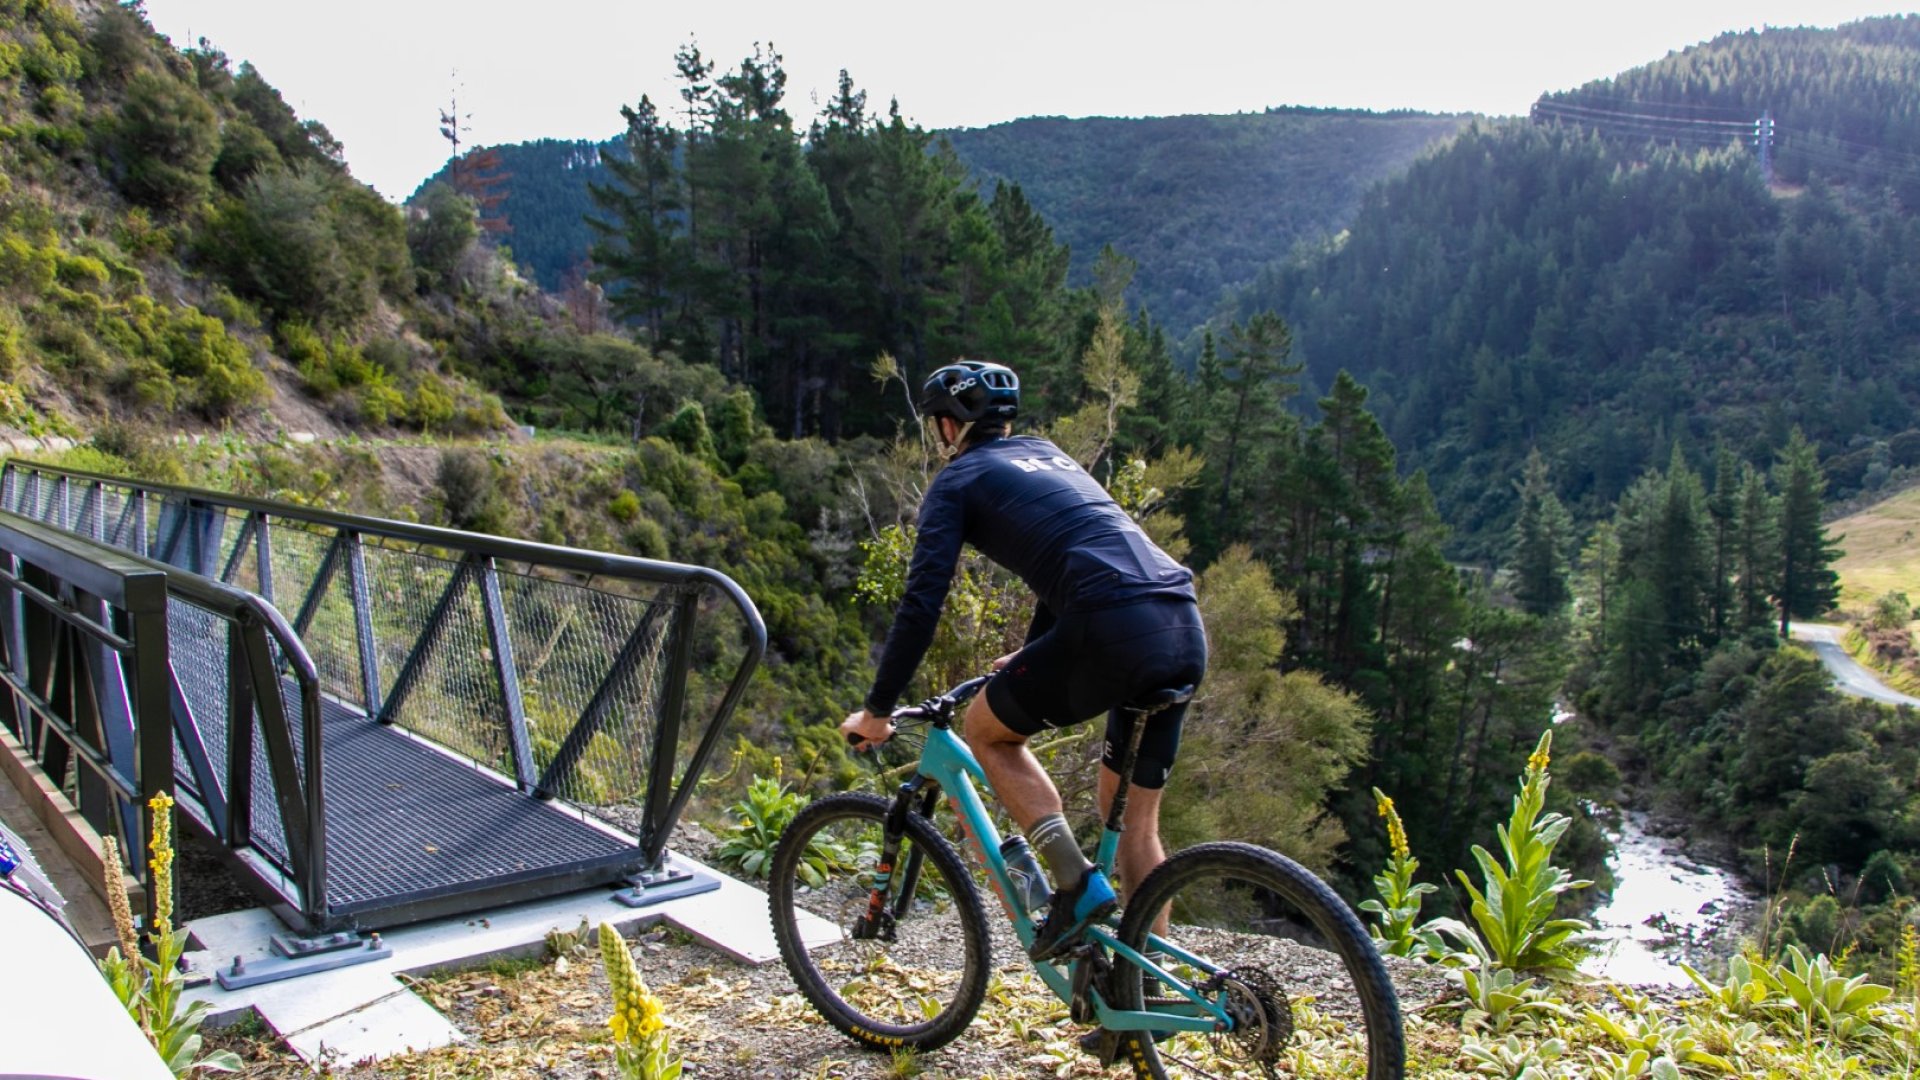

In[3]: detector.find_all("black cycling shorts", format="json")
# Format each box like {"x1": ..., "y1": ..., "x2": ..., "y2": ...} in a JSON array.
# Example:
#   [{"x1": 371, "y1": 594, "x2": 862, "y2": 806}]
[{"x1": 986, "y1": 597, "x2": 1207, "y2": 790}]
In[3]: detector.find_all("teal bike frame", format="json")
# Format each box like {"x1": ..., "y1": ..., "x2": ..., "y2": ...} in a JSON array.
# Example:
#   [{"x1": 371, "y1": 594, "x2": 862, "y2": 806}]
[{"x1": 892, "y1": 687, "x2": 1235, "y2": 1040}]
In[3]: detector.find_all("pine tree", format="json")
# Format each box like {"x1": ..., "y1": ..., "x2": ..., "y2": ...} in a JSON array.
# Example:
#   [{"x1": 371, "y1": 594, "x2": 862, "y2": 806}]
[
  {"x1": 585, "y1": 96, "x2": 682, "y2": 347},
  {"x1": 1211, "y1": 311, "x2": 1301, "y2": 526},
  {"x1": 1774, "y1": 428, "x2": 1843, "y2": 635},
  {"x1": 1734, "y1": 463, "x2": 1779, "y2": 631},
  {"x1": 1508, "y1": 448, "x2": 1575, "y2": 615}
]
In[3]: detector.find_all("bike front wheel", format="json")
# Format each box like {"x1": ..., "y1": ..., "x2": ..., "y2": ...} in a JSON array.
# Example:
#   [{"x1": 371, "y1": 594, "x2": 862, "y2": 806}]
[
  {"x1": 1112, "y1": 842, "x2": 1404, "y2": 1079},
  {"x1": 767, "y1": 792, "x2": 992, "y2": 1052}
]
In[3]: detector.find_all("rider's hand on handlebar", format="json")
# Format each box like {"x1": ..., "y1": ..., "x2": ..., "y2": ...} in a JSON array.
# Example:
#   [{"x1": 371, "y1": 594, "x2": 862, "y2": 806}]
[
  {"x1": 991, "y1": 652, "x2": 1016, "y2": 671},
  {"x1": 841, "y1": 708, "x2": 895, "y2": 751}
]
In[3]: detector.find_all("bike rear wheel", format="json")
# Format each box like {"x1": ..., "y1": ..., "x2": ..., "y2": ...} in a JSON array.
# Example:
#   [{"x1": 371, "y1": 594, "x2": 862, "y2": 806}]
[
  {"x1": 768, "y1": 792, "x2": 991, "y2": 1052},
  {"x1": 1112, "y1": 842, "x2": 1404, "y2": 1079}
]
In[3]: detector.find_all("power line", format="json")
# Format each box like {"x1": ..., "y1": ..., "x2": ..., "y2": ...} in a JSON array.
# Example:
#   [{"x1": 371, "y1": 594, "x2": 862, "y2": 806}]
[
  {"x1": 1532, "y1": 99, "x2": 1775, "y2": 177},
  {"x1": 1540, "y1": 91, "x2": 1758, "y2": 120},
  {"x1": 1533, "y1": 99, "x2": 1757, "y2": 131}
]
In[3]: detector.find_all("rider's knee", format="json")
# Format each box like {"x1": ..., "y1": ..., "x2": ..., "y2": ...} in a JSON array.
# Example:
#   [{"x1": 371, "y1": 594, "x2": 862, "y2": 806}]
[{"x1": 964, "y1": 697, "x2": 1024, "y2": 753}]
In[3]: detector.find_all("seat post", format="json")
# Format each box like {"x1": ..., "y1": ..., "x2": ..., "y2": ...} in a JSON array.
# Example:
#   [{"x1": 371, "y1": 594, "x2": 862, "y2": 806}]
[
  {"x1": 1101, "y1": 704, "x2": 1154, "y2": 837},
  {"x1": 1099, "y1": 685, "x2": 1193, "y2": 839}
]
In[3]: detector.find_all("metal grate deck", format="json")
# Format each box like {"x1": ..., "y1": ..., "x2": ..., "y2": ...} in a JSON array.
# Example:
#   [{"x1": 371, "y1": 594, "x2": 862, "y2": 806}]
[{"x1": 249, "y1": 692, "x2": 644, "y2": 926}]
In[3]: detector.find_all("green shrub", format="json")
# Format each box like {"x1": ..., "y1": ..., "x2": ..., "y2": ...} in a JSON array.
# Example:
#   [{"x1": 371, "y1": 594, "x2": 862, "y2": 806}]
[
  {"x1": 451, "y1": 394, "x2": 510, "y2": 436},
  {"x1": 34, "y1": 313, "x2": 107, "y2": 377},
  {"x1": 406, "y1": 373, "x2": 455, "y2": 430},
  {"x1": 211, "y1": 119, "x2": 279, "y2": 194},
  {"x1": 54, "y1": 251, "x2": 109, "y2": 293},
  {"x1": 624, "y1": 516, "x2": 669, "y2": 560},
  {"x1": 194, "y1": 353, "x2": 266, "y2": 416},
  {"x1": 711, "y1": 774, "x2": 818, "y2": 881},
  {"x1": 436, "y1": 449, "x2": 507, "y2": 533},
  {"x1": 198, "y1": 165, "x2": 385, "y2": 328},
  {"x1": 35, "y1": 83, "x2": 80, "y2": 122},
  {"x1": 358, "y1": 378, "x2": 406, "y2": 425},
  {"x1": 54, "y1": 284, "x2": 105, "y2": 319},
  {"x1": 113, "y1": 356, "x2": 176, "y2": 411},
  {"x1": 275, "y1": 319, "x2": 325, "y2": 365},
  {"x1": 661, "y1": 401, "x2": 717, "y2": 460},
  {"x1": 86, "y1": 4, "x2": 150, "y2": 85},
  {"x1": 1870, "y1": 592, "x2": 1912, "y2": 631},
  {"x1": 1859, "y1": 849, "x2": 1907, "y2": 904},
  {"x1": 113, "y1": 208, "x2": 170, "y2": 259},
  {"x1": 160, "y1": 306, "x2": 244, "y2": 377},
  {"x1": 0, "y1": 307, "x2": 22, "y2": 378},
  {"x1": 362, "y1": 336, "x2": 410, "y2": 374},
  {"x1": 608, "y1": 489, "x2": 641, "y2": 523},
  {"x1": 204, "y1": 287, "x2": 261, "y2": 330},
  {"x1": 331, "y1": 340, "x2": 375, "y2": 387},
  {"x1": 20, "y1": 30, "x2": 83, "y2": 86},
  {"x1": 0, "y1": 234, "x2": 57, "y2": 292},
  {"x1": 115, "y1": 70, "x2": 219, "y2": 212}
]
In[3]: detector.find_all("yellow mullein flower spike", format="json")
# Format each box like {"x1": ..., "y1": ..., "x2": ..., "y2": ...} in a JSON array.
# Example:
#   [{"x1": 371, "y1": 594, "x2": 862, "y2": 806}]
[
  {"x1": 1526, "y1": 731, "x2": 1552, "y2": 776},
  {"x1": 147, "y1": 792, "x2": 175, "y2": 928},
  {"x1": 1371, "y1": 787, "x2": 1410, "y2": 861}
]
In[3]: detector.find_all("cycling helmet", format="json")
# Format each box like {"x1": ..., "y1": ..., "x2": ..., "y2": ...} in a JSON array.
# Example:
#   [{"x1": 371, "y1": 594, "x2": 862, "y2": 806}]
[{"x1": 918, "y1": 360, "x2": 1019, "y2": 423}]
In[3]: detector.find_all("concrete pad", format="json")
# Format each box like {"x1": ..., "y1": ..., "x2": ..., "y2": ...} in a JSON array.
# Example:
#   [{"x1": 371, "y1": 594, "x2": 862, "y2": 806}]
[
  {"x1": 220, "y1": 964, "x2": 407, "y2": 1034},
  {"x1": 180, "y1": 850, "x2": 840, "y2": 1066},
  {"x1": 657, "y1": 855, "x2": 834, "y2": 964},
  {"x1": 282, "y1": 988, "x2": 464, "y2": 1066}
]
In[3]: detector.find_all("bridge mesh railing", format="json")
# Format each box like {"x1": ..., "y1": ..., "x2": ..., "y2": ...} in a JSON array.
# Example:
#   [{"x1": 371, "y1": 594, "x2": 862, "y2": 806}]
[
  {"x1": 0, "y1": 507, "x2": 322, "y2": 930},
  {"x1": 0, "y1": 462, "x2": 765, "y2": 875}
]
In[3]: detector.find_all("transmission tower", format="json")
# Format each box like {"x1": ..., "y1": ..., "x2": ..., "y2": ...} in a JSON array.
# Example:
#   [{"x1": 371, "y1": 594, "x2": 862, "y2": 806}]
[{"x1": 1753, "y1": 108, "x2": 1775, "y2": 186}]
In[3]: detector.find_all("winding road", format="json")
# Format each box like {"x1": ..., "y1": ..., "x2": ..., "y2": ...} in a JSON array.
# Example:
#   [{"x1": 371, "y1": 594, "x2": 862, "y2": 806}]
[{"x1": 1789, "y1": 622, "x2": 1920, "y2": 707}]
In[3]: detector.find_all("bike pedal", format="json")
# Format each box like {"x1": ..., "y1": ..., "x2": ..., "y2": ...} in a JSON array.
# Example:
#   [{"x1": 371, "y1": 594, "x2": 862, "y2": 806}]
[
  {"x1": 1068, "y1": 946, "x2": 1110, "y2": 1024},
  {"x1": 1077, "y1": 1028, "x2": 1124, "y2": 1065}
]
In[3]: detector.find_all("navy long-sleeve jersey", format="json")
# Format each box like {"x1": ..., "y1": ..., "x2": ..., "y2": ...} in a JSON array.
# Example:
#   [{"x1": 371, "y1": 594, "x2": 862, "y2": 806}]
[{"x1": 863, "y1": 435, "x2": 1196, "y2": 716}]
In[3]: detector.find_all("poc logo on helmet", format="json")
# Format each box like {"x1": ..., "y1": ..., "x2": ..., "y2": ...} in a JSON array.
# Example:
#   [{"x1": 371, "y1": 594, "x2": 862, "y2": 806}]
[{"x1": 1011, "y1": 456, "x2": 1079, "y2": 473}]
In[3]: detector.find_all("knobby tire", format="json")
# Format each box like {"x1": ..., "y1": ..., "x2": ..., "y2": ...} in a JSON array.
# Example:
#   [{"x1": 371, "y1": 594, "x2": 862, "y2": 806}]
[
  {"x1": 768, "y1": 792, "x2": 992, "y2": 1052},
  {"x1": 1112, "y1": 842, "x2": 1405, "y2": 1079}
]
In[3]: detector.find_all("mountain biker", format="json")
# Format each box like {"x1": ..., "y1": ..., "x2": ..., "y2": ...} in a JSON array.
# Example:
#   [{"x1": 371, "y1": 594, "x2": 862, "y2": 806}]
[{"x1": 840, "y1": 359, "x2": 1208, "y2": 961}]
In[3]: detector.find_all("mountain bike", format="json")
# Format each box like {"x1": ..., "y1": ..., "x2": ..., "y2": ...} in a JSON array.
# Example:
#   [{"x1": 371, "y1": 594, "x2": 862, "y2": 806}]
[{"x1": 767, "y1": 675, "x2": 1404, "y2": 1079}]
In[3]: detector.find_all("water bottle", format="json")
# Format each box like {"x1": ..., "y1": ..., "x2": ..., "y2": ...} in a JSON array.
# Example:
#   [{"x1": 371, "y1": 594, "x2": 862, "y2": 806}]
[{"x1": 998, "y1": 835, "x2": 1052, "y2": 913}]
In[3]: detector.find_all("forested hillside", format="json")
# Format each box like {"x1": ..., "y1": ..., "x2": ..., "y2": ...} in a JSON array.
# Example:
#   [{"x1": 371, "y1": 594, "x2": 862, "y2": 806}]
[
  {"x1": 934, "y1": 109, "x2": 1471, "y2": 336},
  {"x1": 1236, "y1": 15, "x2": 1920, "y2": 558},
  {"x1": 426, "y1": 107, "x2": 1468, "y2": 341}
]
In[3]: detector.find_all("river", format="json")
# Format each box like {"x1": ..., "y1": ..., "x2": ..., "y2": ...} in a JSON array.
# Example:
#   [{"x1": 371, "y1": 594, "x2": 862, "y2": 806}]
[{"x1": 1581, "y1": 810, "x2": 1761, "y2": 985}]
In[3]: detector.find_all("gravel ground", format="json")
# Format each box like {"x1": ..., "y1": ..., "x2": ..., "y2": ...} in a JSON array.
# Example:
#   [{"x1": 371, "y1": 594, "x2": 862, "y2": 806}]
[
  {"x1": 207, "y1": 914, "x2": 1454, "y2": 1079},
  {"x1": 195, "y1": 821, "x2": 1456, "y2": 1078}
]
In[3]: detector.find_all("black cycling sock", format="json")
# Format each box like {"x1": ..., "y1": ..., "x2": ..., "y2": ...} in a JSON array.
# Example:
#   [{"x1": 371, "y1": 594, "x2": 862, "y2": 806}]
[{"x1": 1028, "y1": 813, "x2": 1088, "y2": 892}]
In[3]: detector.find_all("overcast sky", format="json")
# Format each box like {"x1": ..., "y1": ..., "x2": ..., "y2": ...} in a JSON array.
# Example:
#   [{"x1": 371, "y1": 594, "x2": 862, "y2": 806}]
[{"x1": 141, "y1": 1, "x2": 1913, "y2": 201}]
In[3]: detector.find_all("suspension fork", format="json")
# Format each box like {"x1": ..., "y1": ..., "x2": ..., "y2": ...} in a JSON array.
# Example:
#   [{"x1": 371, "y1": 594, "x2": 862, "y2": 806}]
[
  {"x1": 864, "y1": 776, "x2": 940, "y2": 931},
  {"x1": 890, "y1": 782, "x2": 942, "y2": 918}
]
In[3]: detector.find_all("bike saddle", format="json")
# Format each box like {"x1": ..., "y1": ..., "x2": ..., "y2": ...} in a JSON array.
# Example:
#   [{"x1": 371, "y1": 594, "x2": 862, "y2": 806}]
[{"x1": 1126, "y1": 684, "x2": 1195, "y2": 713}]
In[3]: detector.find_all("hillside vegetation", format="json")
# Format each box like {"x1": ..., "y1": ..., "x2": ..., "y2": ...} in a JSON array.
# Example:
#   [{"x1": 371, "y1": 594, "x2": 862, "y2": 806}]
[
  {"x1": 0, "y1": 0, "x2": 527, "y2": 440},
  {"x1": 922, "y1": 108, "x2": 1470, "y2": 336},
  {"x1": 1237, "y1": 16, "x2": 1920, "y2": 559},
  {"x1": 427, "y1": 107, "x2": 1469, "y2": 341}
]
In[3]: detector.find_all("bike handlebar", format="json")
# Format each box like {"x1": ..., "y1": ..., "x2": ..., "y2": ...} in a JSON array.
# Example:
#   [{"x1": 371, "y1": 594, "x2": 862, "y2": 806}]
[{"x1": 844, "y1": 674, "x2": 994, "y2": 748}]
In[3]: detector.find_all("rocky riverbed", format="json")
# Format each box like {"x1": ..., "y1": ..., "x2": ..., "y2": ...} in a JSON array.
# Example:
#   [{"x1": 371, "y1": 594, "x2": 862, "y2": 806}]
[{"x1": 1582, "y1": 810, "x2": 1761, "y2": 986}]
